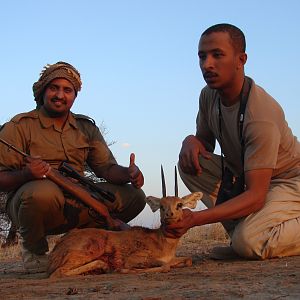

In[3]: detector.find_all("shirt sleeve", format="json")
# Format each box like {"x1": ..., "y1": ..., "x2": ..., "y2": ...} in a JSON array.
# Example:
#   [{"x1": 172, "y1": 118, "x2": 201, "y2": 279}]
[
  {"x1": 244, "y1": 120, "x2": 280, "y2": 171},
  {"x1": 0, "y1": 121, "x2": 27, "y2": 171}
]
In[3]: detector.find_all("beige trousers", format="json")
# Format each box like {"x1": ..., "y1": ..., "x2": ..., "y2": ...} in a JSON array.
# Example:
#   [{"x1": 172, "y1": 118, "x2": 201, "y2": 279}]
[{"x1": 179, "y1": 154, "x2": 300, "y2": 259}]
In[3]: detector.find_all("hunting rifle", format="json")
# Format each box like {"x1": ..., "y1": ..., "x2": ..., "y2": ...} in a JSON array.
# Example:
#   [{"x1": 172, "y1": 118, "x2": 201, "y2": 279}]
[
  {"x1": 0, "y1": 137, "x2": 123, "y2": 230},
  {"x1": 58, "y1": 162, "x2": 115, "y2": 203}
]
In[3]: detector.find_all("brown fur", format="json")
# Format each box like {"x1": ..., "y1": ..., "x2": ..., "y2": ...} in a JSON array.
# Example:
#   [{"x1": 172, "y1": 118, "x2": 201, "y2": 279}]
[{"x1": 48, "y1": 193, "x2": 202, "y2": 278}]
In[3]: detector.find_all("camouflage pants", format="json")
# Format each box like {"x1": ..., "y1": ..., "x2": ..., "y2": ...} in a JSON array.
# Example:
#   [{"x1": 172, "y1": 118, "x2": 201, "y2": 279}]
[{"x1": 6, "y1": 179, "x2": 146, "y2": 254}]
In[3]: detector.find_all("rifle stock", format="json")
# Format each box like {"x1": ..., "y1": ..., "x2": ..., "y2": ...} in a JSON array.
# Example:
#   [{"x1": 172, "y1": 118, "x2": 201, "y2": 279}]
[
  {"x1": 46, "y1": 169, "x2": 118, "y2": 229},
  {"x1": 0, "y1": 137, "x2": 122, "y2": 230}
]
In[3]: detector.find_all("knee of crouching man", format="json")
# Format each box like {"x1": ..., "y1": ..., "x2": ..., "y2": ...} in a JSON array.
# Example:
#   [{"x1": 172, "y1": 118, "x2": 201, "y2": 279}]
[
  {"x1": 231, "y1": 222, "x2": 265, "y2": 260},
  {"x1": 20, "y1": 180, "x2": 64, "y2": 212}
]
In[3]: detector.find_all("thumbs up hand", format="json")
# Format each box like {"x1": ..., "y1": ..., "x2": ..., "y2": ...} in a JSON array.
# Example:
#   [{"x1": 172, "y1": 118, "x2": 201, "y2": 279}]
[{"x1": 128, "y1": 153, "x2": 144, "y2": 189}]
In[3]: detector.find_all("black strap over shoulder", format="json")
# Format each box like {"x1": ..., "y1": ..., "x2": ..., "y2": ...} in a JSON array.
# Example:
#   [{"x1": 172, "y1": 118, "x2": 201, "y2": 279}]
[
  {"x1": 218, "y1": 76, "x2": 252, "y2": 176},
  {"x1": 238, "y1": 77, "x2": 252, "y2": 166},
  {"x1": 216, "y1": 77, "x2": 252, "y2": 205}
]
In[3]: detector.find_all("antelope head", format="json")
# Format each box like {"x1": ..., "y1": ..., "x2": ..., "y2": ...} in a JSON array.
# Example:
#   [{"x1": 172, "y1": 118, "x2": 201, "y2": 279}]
[{"x1": 146, "y1": 166, "x2": 203, "y2": 226}]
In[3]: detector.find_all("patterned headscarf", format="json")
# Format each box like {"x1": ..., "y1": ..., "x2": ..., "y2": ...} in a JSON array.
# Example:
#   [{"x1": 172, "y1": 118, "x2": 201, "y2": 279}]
[{"x1": 32, "y1": 61, "x2": 82, "y2": 106}]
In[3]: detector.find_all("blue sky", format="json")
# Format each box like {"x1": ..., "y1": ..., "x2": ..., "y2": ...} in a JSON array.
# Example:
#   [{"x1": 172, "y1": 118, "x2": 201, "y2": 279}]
[{"x1": 1, "y1": 1, "x2": 300, "y2": 226}]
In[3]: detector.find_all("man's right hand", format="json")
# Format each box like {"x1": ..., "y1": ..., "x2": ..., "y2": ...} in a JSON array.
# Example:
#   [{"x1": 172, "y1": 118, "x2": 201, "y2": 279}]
[
  {"x1": 23, "y1": 156, "x2": 51, "y2": 180},
  {"x1": 179, "y1": 135, "x2": 211, "y2": 176}
]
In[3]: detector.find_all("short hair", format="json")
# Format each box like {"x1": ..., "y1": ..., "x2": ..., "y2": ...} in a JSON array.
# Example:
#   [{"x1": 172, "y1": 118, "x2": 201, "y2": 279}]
[{"x1": 201, "y1": 23, "x2": 246, "y2": 53}]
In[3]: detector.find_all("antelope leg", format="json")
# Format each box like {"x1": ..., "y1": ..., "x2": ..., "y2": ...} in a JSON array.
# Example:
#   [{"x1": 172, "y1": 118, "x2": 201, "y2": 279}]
[
  {"x1": 169, "y1": 256, "x2": 192, "y2": 268},
  {"x1": 120, "y1": 264, "x2": 171, "y2": 274},
  {"x1": 53, "y1": 260, "x2": 109, "y2": 277}
]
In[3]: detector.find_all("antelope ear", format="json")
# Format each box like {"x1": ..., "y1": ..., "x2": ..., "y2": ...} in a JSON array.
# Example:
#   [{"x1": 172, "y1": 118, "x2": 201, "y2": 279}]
[
  {"x1": 145, "y1": 196, "x2": 161, "y2": 212},
  {"x1": 181, "y1": 192, "x2": 203, "y2": 209}
]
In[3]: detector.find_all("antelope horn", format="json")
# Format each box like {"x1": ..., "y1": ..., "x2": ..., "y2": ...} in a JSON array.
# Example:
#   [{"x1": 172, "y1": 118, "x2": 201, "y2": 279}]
[
  {"x1": 161, "y1": 165, "x2": 166, "y2": 197},
  {"x1": 175, "y1": 165, "x2": 178, "y2": 197}
]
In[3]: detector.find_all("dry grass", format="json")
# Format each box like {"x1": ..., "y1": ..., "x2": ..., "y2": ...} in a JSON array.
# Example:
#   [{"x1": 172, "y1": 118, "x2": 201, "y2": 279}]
[
  {"x1": 0, "y1": 235, "x2": 59, "y2": 262},
  {"x1": 183, "y1": 223, "x2": 229, "y2": 243},
  {"x1": 0, "y1": 243, "x2": 21, "y2": 261},
  {"x1": 175, "y1": 223, "x2": 229, "y2": 258},
  {"x1": 0, "y1": 223, "x2": 229, "y2": 262},
  {"x1": 180, "y1": 223, "x2": 229, "y2": 251}
]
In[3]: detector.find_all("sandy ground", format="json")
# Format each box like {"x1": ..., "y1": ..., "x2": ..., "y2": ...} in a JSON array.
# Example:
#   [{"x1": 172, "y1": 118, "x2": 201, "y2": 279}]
[{"x1": 1, "y1": 228, "x2": 300, "y2": 300}]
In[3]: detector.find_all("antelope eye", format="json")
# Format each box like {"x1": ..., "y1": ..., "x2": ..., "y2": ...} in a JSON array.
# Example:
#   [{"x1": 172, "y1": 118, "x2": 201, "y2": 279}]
[
  {"x1": 177, "y1": 203, "x2": 183, "y2": 210},
  {"x1": 160, "y1": 205, "x2": 164, "y2": 210}
]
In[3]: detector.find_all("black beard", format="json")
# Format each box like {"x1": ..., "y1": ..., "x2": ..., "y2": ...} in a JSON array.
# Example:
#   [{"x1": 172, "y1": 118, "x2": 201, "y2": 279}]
[
  {"x1": 45, "y1": 109, "x2": 64, "y2": 118},
  {"x1": 41, "y1": 104, "x2": 69, "y2": 118}
]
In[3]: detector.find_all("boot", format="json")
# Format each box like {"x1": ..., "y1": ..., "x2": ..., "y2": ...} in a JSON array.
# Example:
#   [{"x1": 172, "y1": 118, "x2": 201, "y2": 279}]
[{"x1": 20, "y1": 243, "x2": 48, "y2": 273}]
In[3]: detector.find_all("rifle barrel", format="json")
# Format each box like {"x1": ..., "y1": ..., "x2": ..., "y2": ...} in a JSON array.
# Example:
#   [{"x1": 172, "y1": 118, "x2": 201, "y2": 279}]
[{"x1": 0, "y1": 137, "x2": 29, "y2": 157}]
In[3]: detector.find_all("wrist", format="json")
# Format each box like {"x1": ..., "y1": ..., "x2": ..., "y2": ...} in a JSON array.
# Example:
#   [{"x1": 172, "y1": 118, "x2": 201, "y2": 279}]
[
  {"x1": 184, "y1": 135, "x2": 196, "y2": 143},
  {"x1": 184, "y1": 135, "x2": 203, "y2": 146},
  {"x1": 189, "y1": 212, "x2": 197, "y2": 227},
  {"x1": 189, "y1": 211, "x2": 205, "y2": 227}
]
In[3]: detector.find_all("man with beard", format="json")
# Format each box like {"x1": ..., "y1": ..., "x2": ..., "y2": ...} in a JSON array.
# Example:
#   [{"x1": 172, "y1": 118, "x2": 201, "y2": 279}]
[
  {"x1": 165, "y1": 24, "x2": 300, "y2": 260},
  {"x1": 0, "y1": 61, "x2": 146, "y2": 273}
]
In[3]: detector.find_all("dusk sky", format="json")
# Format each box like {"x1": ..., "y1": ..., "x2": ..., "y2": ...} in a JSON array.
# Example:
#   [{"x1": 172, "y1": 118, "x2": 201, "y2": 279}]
[{"x1": 1, "y1": 0, "x2": 299, "y2": 226}]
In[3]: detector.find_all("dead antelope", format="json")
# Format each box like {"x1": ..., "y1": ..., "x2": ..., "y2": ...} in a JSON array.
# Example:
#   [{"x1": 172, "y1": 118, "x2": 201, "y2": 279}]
[{"x1": 47, "y1": 167, "x2": 203, "y2": 278}]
